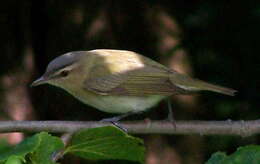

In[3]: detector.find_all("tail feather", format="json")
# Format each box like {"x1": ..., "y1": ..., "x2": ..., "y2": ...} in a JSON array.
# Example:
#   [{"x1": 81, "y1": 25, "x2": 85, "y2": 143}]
[
  {"x1": 196, "y1": 80, "x2": 237, "y2": 96},
  {"x1": 169, "y1": 73, "x2": 237, "y2": 96}
]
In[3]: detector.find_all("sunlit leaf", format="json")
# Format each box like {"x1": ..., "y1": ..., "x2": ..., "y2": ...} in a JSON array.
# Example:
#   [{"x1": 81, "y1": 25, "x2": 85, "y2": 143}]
[
  {"x1": 5, "y1": 156, "x2": 24, "y2": 164},
  {"x1": 30, "y1": 132, "x2": 64, "y2": 164},
  {"x1": 65, "y1": 126, "x2": 145, "y2": 163}
]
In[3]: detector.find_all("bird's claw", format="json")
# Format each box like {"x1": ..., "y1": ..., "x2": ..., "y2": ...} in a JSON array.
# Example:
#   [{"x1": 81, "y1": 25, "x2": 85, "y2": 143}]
[{"x1": 100, "y1": 117, "x2": 128, "y2": 133}]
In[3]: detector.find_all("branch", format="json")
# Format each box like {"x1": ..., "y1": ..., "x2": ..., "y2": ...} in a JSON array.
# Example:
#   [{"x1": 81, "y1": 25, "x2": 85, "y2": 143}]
[
  {"x1": 0, "y1": 120, "x2": 260, "y2": 137},
  {"x1": 52, "y1": 132, "x2": 74, "y2": 162}
]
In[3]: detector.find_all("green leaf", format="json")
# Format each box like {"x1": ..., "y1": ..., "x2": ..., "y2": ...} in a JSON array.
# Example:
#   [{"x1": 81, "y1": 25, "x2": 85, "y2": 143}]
[
  {"x1": 0, "y1": 133, "x2": 40, "y2": 162},
  {"x1": 5, "y1": 156, "x2": 24, "y2": 164},
  {"x1": 206, "y1": 145, "x2": 260, "y2": 164},
  {"x1": 0, "y1": 132, "x2": 64, "y2": 164},
  {"x1": 0, "y1": 140, "x2": 12, "y2": 154},
  {"x1": 65, "y1": 126, "x2": 145, "y2": 163},
  {"x1": 30, "y1": 132, "x2": 64, "y2": 164},
  {"x1": 206, "y1": 152, "x2": 226, "y2": 164}
]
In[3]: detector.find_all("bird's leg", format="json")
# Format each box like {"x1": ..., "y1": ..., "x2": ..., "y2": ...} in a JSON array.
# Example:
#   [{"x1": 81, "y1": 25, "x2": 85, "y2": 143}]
[
  {"x1": 100, "y1": 112, "x2": 137, "y2": 132},
  {"x1": 166, "y1": 98, "x2": 176, "y2": 129}
]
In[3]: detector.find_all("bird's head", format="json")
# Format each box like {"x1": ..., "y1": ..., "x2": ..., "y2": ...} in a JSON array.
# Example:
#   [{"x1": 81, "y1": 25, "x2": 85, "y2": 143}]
[{"x1": 31, "y1": 51, "x2": 87, "y2": 89}]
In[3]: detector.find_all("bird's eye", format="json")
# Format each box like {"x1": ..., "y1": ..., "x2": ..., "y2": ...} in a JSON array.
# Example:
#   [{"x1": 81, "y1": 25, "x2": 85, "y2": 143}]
[{"x1": 60, "y1": 70, "x2": 69, "y2": 77}]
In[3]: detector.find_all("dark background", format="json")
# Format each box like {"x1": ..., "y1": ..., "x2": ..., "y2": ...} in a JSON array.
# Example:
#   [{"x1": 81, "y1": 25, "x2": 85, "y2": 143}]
[{"x1": 0, "y1": 1, "x2": 259, "y2": 164}]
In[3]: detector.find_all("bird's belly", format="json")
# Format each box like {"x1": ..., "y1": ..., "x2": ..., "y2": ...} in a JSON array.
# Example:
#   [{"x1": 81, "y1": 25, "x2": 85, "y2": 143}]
[
  {"x1": 71, "y1": 90, "x2": 165, "y2": 114},
  {"x1": 93, "y1": 95, "x2": 165, "y2": 113}
]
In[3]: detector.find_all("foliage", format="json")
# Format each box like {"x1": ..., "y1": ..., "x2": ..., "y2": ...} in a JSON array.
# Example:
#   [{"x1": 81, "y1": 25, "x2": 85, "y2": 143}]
[
  {"x1": 0, "y1": 126, "x2": 145, "y2": 164},
  {"x1": 0, "y1": 132, "x2": 64, "y2": 164},
  {"x1": 0, "y1": 140, "x2": 12, "y2": 154},
  {"x1": 206, "y1": 145, "x2": 260, "y2": 164},
  {"x1": 65, "y1": 126, "x2": 145, "y2": 163}
]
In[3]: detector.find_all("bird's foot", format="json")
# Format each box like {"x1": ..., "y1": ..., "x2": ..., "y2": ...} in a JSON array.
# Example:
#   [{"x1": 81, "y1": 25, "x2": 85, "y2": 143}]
[
  {"x1": 100, "y1": 116, "x2": 121, "y2": 123},
  {"x1": 100, "y1": 116, "x2": 128, "y2": 132},
  {"x1": 166, "y1": 114, "x2": 176, "y2": 129}
]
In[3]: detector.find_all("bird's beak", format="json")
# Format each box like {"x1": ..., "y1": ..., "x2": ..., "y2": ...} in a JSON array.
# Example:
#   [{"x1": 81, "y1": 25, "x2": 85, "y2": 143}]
[{"x1": 31, "y1": 76, "x2": 48, "y2": 87}]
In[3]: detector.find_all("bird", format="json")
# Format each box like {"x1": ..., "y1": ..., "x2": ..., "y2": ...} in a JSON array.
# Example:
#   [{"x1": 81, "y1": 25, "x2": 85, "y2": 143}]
[{"x1": 31, "y1": 49, "x2": 237, "y2": 124}]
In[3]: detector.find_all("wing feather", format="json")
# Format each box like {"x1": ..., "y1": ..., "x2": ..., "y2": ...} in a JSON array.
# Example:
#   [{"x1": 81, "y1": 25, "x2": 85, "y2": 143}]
[{"x1": 84, "y1": 66, "x2": 181, "y2": 96}]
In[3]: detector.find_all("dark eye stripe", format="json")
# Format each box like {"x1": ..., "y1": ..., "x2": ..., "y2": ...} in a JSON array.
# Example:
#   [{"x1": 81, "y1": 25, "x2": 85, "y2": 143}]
[
  {"x1": 46, "y1": 63, "x2": 73, "y2": 76},
  {"x1": 60, "y1": 70, "x2": 70, "y2": 77}
]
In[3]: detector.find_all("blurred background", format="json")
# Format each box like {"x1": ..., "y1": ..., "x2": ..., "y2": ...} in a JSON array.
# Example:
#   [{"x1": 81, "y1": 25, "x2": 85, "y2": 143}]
[{"x1": 0, "y1": 0, "x2": 259, "y2": 164}]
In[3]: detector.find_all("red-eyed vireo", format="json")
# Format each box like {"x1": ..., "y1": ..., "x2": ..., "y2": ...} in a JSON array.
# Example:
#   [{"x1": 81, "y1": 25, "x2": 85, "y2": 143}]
[{"x1": 31, "y1": 49, "x2": 236, "y2": 122}]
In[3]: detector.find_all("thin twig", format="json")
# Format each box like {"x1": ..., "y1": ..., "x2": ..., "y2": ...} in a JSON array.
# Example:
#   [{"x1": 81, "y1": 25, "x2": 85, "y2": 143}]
[
  {"x1": 0, "y1": 120, "x2": 260, "y2": 137},
  {"x1": 52, "y1": 132, "x2": 74, "y2": 162}
]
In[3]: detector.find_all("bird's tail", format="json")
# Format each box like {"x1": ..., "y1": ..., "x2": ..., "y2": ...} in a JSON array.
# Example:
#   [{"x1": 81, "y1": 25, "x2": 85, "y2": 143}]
[
  {"x1": 170, "y1": 74, "x2": 237, "y2": 96},
  {"x1": 195, "y1": 80, "x2": 237, "y2": 96}
]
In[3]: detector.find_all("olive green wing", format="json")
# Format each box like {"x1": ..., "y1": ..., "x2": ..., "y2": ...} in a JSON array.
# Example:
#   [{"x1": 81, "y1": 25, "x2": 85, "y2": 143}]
[{"x1": 84, "y1": 66, "x2": 182, "y2": 96}]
